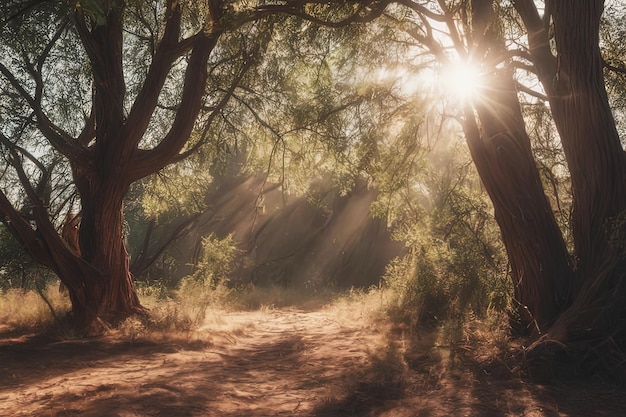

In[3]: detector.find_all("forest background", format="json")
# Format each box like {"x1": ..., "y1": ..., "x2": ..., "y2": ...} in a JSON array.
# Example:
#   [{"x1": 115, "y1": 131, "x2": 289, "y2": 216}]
[{"x1": 0, "y1": 0, "x2": 626, "y2": 382}]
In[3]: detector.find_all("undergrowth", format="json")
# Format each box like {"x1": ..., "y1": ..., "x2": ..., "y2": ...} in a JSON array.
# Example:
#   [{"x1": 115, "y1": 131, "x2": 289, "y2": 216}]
[
  {"x1": 0, "y1": 282, "x2": 70, "y2": 330},
  {"x1": 0, "y1": 230, "x2": 513, "y2": 354},
  {"x1": 376, "y1": 241, "x2": 511, "y2": 335}
]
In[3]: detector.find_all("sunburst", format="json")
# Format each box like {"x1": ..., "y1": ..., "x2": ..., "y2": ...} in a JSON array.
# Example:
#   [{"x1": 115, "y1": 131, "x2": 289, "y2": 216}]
[{"x1": 440, "y1": 60, "x2": 486, "y2": 104}]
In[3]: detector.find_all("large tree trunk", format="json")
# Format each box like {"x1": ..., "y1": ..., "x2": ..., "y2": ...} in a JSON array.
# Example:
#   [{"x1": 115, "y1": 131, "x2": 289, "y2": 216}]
[
  {"x1": 527, "y1": 1, "x2": 626, "y2": 360},
  {"x1": 461, "y1": 0, "x2": 573, "y2": 333},
  {"x1": 549, "y1": 2, "x2": 626, "y2": 284},
  {"x1": 55, "y1": 177, "x2": 143, "y2": 333},
  {"x1": 78, "y1": 183, "x2": 143, "y2": 329},
  {"x1": 462, "y1": 69, "x2": 573, "y2": 333},
  {"x1": 0, "y1": 185, "x2": 136, "y2": 334},
  {"x1": 465, "y1": 0, "x2": 626, "y2": 373}
]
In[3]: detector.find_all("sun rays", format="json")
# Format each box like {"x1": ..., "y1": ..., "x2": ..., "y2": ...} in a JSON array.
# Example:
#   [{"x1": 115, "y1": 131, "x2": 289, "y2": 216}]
[{"x1": 439, "y1": 60, "x2": 486, "y2": 105}]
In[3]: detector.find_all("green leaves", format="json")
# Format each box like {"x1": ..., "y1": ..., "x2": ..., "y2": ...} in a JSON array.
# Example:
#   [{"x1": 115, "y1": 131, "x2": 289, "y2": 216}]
[
  {"x1": 75, "y1": 0, "x2": 125, "y2": 27},
  {"x1": 141, "y1": 163, "x2": 212, "y2": 220}
]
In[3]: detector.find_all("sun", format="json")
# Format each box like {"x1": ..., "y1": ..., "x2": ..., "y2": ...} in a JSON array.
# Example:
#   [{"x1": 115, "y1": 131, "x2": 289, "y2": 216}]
[
  {"x1": 368, "y1": 60, "x2": 487, "y2": 105},
  {"x1": 439, "y1": 61, "x2": 486, "y2": 104}
]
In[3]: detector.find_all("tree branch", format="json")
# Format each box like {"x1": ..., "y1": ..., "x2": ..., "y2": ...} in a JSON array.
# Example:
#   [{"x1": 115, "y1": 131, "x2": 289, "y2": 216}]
[
  {"x1": 128, "y1": 13, "x2": 275, "y2": 180},
  {"x1": 512, "y1": 0, "x2": 557, "y2": 95},
  {"x1": 0, "y1": 133, "x2": 48, "y2": 218},
  {"x1": 130, "y1": 213, "x2": 202, "y2": 277},
  {"x1": 0, "y1": 0, "x2": 49, "y2": 30},
  {"x1": 386, "y1": 13, "x2": 449, "y2": 64},
  {"x1": 604, "y1": 58, "x2": 626, "y2": 75},
  {"x1": 0, "y1": 134, "x2": 60, "y2": 269},
  {"x1": 127, "y1": 33, "x2": 221, "y2": 181},
  {"x1": 512, "y1": 59, "x2": 538, "y2": 75},
  {"x1": 0, "y1": 61, "x2": 81, "y2": 159},
  {"x1": 172, "y1": 52, "x2": 258, "y2": 163},
  {"x1": 120, "y1": 0, "x2": 184, "y2": 156},
  {"x1": 515, "y1": 81, "x2": 548, "y2": 102},
  {"x1": 0, "y1": 191, "x2": 47, "y2": 264},
  {"x1": 0, "y1": 133, "x2": 99, "y2": 287}
]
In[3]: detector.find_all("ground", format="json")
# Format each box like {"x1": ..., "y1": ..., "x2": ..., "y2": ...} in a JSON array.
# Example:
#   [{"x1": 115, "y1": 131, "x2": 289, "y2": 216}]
[{"x1": 1, "y1": 303, "x2": 625, "y2": 417}]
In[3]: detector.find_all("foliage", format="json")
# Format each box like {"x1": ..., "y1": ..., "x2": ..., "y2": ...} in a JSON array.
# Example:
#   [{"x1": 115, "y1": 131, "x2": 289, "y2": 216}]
[
  {"x1": 379, "y1": 144, "x2": 510, "y2": 329},
  {"x1": 601, "y1": 3, "x2": 626, "y2": 140},
  {"x1": 141, "y1": 164, "x2": 213, "y2": 221},
  {"x1": 121, "y1": 14, "x2": 434, "y2": 291},
  {"x1": 175, "y1": 234, "x2": 240, "y2": 324},
  {"x1": 0, "y1": 229, "x2": 38, "y2": 290}
]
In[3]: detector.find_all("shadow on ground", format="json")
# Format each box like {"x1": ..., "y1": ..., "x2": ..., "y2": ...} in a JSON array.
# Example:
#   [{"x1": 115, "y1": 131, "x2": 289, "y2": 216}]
[{"x1": 1, "y1": 310, "x2": 626, "y2": 417}]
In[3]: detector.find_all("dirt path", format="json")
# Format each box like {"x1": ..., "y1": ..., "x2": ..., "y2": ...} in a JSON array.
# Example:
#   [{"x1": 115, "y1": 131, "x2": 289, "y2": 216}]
[
  {"x1": 1, "y1": 306, "x2": 625, "y2": 416},
  {"x1": 0, "y1": 306, "x2": 392, "y2": 417}
]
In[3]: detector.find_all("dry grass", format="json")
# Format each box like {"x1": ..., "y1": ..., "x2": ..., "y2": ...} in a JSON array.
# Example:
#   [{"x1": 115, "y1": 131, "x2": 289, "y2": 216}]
[
  {"x1": 0, "y1": 283, "x2": 70, "y2": 330},
  {"x1": 0, "y1": 278, "x2": 510, "y2": 351},
  {"x1": 126, "y1": 282, "x2": 330, "y2": 342},
  {"x1": 117, "y1": 284, "x2": 391, "y2": 353},
  {"x1": 3, "y1": 283, "x2": 625, "y2": 416}
]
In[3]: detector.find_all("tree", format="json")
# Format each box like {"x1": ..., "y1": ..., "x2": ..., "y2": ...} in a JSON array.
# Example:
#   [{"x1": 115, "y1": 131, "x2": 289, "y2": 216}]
[
  {"x1": 259, "y1": 1, "x2": 626, "y2": 374},
  {"x1": 0, "y1": 0, "x2": 272, "y2": 333}
]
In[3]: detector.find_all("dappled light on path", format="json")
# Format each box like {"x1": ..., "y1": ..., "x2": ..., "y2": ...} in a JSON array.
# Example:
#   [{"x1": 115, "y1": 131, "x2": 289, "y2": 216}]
[
  {"x1": 1, "y1": 305, "x2": 626, "y2": 416},
  {"x1": 0, "y1": 306, "x2": 390, "y2": 416}
]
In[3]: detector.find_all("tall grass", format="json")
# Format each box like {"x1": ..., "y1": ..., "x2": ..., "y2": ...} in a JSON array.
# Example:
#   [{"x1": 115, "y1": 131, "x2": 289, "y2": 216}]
[{"x1": 0, "y1": 282, "x2": 70, "y2": 330}]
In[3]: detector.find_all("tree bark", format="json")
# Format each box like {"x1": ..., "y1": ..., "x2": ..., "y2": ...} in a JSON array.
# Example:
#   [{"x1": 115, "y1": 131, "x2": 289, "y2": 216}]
[
  {"x1": 463, "y1": 0, "x2": 626, "y2": 356},
  {"x1": 518, "y1": 2, "x2": 626, "y2": 359},
  {"x1": 76, "y1": 179, "x2": 143, "y2": 329},
  {"x1": 470, "y1": 0, "x2": 626, "y2": 371},
  {"x1": 458, "y1": 0, "x2": 574, "y2": 333},
  {"x1": 462, "y1": 68, "x2": 572, "y2": 332},
  {"x1": 549, "y1": 2, "x2": 626, "y2": 282}
]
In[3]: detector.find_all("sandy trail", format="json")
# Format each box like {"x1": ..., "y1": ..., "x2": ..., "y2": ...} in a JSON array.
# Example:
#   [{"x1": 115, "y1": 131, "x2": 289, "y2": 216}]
[
  {"x1": 1, "y1": 306, "x2": 626, "y2": 417},
  {"x1": 0, "y1": 306, "x2": 393, "y2": 417}
]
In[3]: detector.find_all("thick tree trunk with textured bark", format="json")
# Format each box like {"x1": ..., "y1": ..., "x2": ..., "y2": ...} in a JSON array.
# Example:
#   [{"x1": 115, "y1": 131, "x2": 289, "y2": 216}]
[
  {"x1": 549, "y1": 3, "x2": 626, "y2": 281},
  {"x1": 527, "y1": 2, "x2": 626, "y2": 358},
  {"x1": 460, "y1": 0, "x2": 573, "y2": 333},
  {"x1": 462, "y1": 70, "x2": 573, "y2": 332},
  {"x1": 466, "y1": 0, "x2": 626, "y2": 372},
  {"x1": 74, "y1": 181, "x2": 143, "y2": 330}
]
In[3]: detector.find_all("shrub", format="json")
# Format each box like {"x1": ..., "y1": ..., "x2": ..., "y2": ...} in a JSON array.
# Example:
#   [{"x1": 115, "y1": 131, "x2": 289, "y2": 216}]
[
  {"x1": 381, "y1": 231, "x2": 511, "y2": 333},
  {"x1": 175, "y1": 234, "x2": 240, "y2": 325}
]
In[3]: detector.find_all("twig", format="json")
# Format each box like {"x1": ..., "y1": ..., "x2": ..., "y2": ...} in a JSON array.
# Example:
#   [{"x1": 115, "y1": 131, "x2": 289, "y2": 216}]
[{"x1": 34, "y1": 280, "x2": 62, "y2": 325}]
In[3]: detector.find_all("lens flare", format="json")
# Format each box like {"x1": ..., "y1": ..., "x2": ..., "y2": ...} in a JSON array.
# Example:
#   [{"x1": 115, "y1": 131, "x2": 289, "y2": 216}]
[{"x1": 440, "y1": 61, "x2": 486, "y2": 104}]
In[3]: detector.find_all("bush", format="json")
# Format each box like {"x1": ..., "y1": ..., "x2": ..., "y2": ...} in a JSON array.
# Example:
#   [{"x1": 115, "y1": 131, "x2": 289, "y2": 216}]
[
  {"x1": 381, "y1": 232, "x2": 511, "y2": 333},
  {"x1": 175, "y1": 234, "x2": 240, "y2": 325}
]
